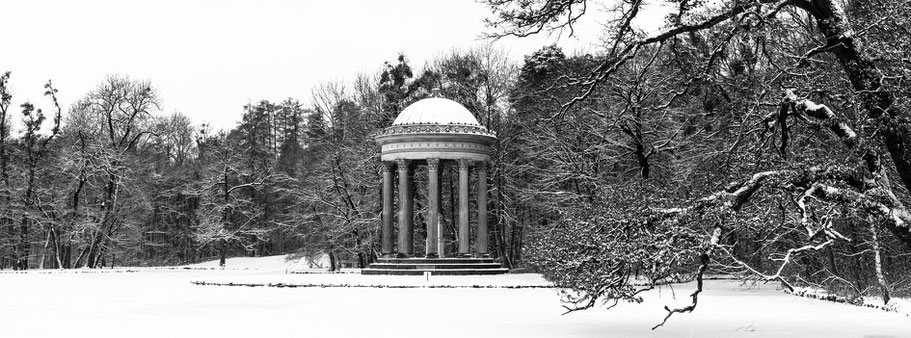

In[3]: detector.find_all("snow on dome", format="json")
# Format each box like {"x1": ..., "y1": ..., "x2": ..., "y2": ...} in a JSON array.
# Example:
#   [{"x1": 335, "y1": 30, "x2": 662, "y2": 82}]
[{"x1": 392, "y1": 97, "x2": 480, "y2": 126}]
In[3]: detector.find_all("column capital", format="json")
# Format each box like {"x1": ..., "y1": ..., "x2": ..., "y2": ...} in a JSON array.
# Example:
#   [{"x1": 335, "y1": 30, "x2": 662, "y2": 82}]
[
  {"x1": 396, "y1": 159, "x2": 409, "y2": 172},
  {"x1": 427, "y1": 158, "x2": 440, "y2": 170},
  {"x1": 382, "y1": 161, "x2": 394, "y2": 173},
  {"x1": 476, "y1": 161, "x2": 488, "y2": 170},
  {"x1": 458, "y1": 159, "x2": 471, "y2": 171}
]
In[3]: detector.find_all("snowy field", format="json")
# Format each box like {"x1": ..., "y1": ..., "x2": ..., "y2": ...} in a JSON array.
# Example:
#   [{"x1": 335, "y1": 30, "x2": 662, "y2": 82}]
[{"x1": 2, "y1": 256, "x2": 910, "y2": 338}]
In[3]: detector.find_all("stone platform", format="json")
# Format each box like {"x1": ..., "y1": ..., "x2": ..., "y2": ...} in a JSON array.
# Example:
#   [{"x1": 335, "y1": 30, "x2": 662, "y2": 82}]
[{"x1": 361, "y1": 257, "x2": 508, "y2": 275}]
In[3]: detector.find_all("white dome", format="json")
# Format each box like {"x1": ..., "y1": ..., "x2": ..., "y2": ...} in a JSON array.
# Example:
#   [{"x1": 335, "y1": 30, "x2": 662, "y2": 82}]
[{"x1": 392, "y1": 97, "x2": 480, "y2": 126}]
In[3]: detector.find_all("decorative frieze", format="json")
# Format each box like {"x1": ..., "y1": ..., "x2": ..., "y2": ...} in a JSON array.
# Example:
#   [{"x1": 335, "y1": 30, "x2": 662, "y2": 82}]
[
  {"x1": 382, "y1": 141, "x2": 489, "y2": 152},
  {"x1": 377, "y1": 123, "x2": 496, "y2": 137}
]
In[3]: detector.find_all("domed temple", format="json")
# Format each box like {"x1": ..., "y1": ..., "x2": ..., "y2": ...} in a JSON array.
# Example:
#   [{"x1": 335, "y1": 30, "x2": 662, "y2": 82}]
[{"x1": 361, "y1": 95, "x2": 508, "y2": 275}]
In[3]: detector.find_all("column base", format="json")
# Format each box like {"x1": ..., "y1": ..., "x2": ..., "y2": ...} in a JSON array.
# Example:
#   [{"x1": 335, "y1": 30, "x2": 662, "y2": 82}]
[
  {"x1": 381, "y1": 253, "x2": 396, "y2": 258},
  {"x1": 424, "y1": 253, "x2": 439, "y2": 258},
  {"x1": 474, "y1": 253, "x2": 490, "y2": 258}
]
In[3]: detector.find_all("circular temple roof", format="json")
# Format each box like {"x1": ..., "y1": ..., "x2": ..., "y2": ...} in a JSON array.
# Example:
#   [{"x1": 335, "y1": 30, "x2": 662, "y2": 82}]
[
  {"x1": 376, "y1": 97, "x2": 496, "y2": 162},
  {"x1": 392, "y1": 97, "x2": 481, "y2": 126}
]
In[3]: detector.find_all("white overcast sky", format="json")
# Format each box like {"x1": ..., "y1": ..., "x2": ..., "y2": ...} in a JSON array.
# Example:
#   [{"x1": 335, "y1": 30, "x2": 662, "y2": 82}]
[{"x1": 2, "y1": 0, "x2": 666, "y2": 132}]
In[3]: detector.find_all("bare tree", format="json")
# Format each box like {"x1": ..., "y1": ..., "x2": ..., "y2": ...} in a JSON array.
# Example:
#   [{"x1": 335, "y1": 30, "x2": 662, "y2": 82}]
[
  {"x1": 485, "y1": 0, "x2": 911, "y2": 327},
  {"x1": 0, "y1": 72, "x2": 13, "y2": 268},
  {"x1": 16, "y1": 81, "x2": 63, "y2": 270},
  {"x1": 193, "y1": 138, "x2": 268, "y2": 267},
  {"x1": 67, "y1": 75, "x2": 160, "y2": 268}
]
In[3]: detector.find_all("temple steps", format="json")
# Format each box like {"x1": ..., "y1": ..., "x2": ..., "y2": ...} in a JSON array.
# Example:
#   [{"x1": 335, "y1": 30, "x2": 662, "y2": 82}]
[
  {"x1": 361, "y1": 268, "x2": 509, "y2": 276},
  {"x1": 366, "y1": 263, "x2": 503, "y2": 270},
  {"x1": 361, "y1": 257, "x2": 508, "y2": 275},
  {"x1": 375, "y1": 257, "x2": 498, "y2": 264}
]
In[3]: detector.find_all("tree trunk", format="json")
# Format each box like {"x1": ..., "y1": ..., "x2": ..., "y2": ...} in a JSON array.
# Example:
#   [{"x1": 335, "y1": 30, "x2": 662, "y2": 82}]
[
  {"x1": 493, "y1": 164, "x2": 512, "y2": 268},
  {"x1": 38, "y1": 229, "x2": 51, "y2": 269},
  {"x1": 62, "y1": 245, "x2": 72, "y2": 269},
  {"x1": 219, "y1": 239, "x2": 227, "y2": 268},
  {"x1": 799, "y1": 0, "x2": 911, "y2": 248},
  {"x1": 84, "y1": 234, "x2": 103, "y2": 268},
  {"x1": 49, "y1": 228, "x2": 62, "y2": 269},
  {"x1": 328, "y1": 251, "x2": 338, "y2": 271},
  {"x1": 73, "y1": 245, "x2": 89, "y2": 268},
  {"x1": 809, "y1": 0, "x2": 911, "y2": 195},
  {"x1": 870, "y1": 222, "x2": 891, "y2": 305},
  {"x1": 0, "y1": 82, "x2": 9, "y2": 271}
]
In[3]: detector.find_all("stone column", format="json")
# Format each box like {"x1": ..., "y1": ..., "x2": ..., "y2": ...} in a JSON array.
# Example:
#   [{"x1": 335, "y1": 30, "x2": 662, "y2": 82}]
[
  {"x1": 477, "y1": 162, "x2": 489, "y2": 257},
  {"x1": 426, "y1": 158, "x2": 440, "y2": 258},
  {"x1": 458, "y1": 159, "x2": 470, "y2": 256},
  {"x1": 381, "y1": 162, "x2": 394, "y2": 257},
  {"x1": 396, "y1": 159, "x2": 413, "y2": 257}
]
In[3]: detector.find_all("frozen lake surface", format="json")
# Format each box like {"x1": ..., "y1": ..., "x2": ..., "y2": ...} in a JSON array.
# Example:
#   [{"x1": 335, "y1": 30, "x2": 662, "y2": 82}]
[{"x1": 2, "y1": 256, "x2": 909, "y2": 337}]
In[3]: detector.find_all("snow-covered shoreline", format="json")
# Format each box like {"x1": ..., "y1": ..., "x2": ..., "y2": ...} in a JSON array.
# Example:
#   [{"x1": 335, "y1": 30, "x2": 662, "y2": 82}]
[
  {"x1": 787, "y1": 286, "x2": 911, "y2": 318},
  {"x1": 3, "y1": 255, "x2": 909, "y2": 337}
]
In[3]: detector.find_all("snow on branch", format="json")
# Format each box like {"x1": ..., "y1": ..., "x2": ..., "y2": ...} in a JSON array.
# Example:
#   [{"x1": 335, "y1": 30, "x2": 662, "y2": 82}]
[
  {"x1": 786, "y1": 90, "x2": 858, "y2": 147},
  {"x1": 645, "y1": 160, "x2": 911, "y2": 325},
  {"x1": 549, "y1": 1, "x2": 801, "y2": 119},
  {"x1": 761, "y1": 89, "x2": 859, "y2": 156},
  {"x1": 719, "y1": 239, "x2": 836, "y2": 292},
  {"x1": 809, "y1": 183, "x2": 911, "y2": 229},
  {"x1": 226, "y1": 180, "x2": 266, "y2": 195},
  {"x1": 654, "y1": 170, "x2": 785, "y2": 218},
  {"x1": 652, "y1": 226, "x2": 721, "y2": 330},
  {"x1": 658, "y1": 166, "x2": 910, "y2": 238}
]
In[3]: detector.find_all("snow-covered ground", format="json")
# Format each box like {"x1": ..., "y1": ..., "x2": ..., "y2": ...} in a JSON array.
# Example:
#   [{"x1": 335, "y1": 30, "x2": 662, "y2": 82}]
[
  {"x1": 182, "y1": 254, "x2": 331, "y2": 270},
  {"x1": 2, "y1": 256, "x2": 910, "y2": 338}
]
